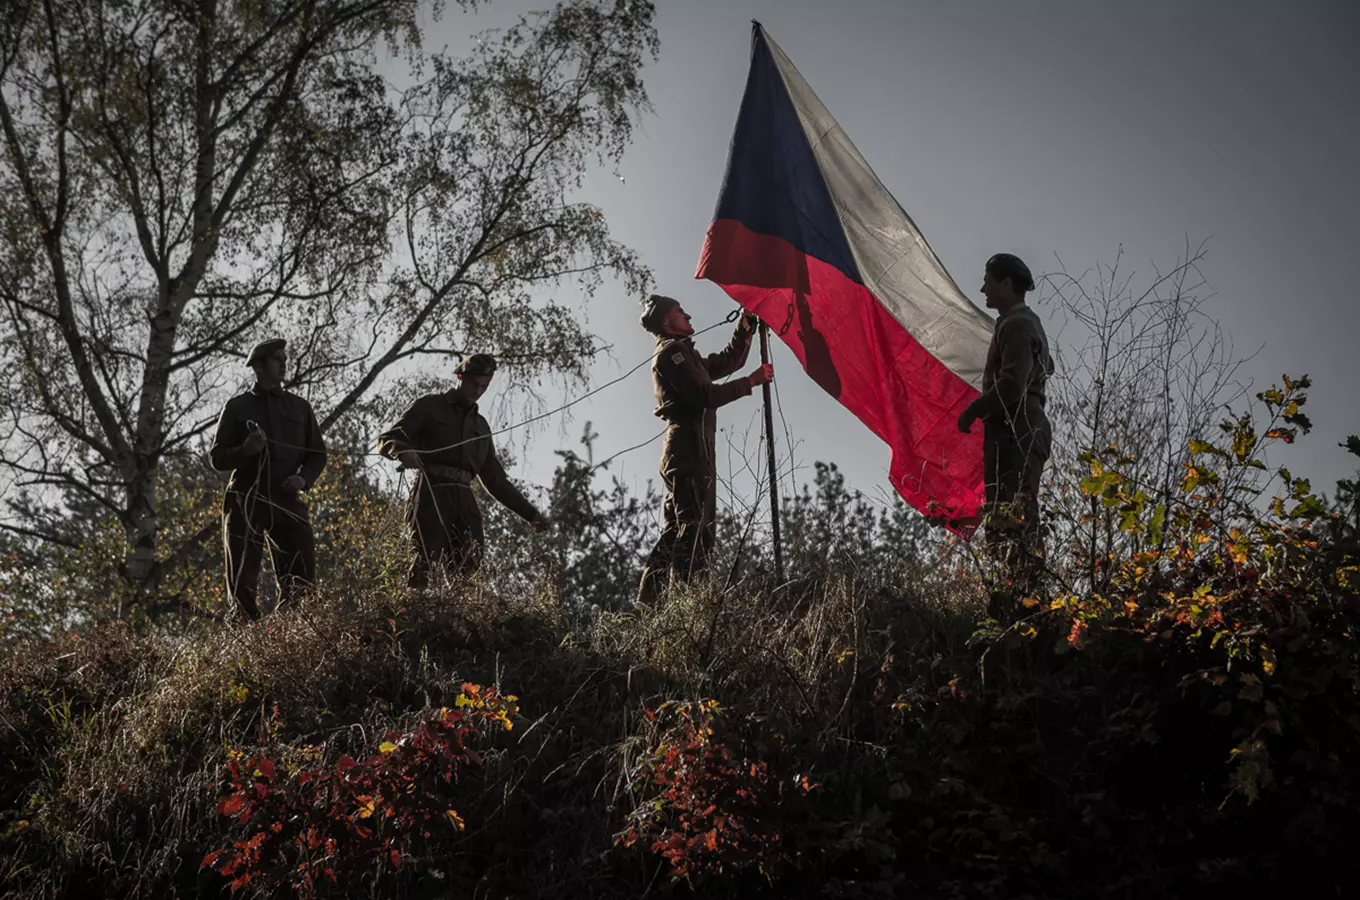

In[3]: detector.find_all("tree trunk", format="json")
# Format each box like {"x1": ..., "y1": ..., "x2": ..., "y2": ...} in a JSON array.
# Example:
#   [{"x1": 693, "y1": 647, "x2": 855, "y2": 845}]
[{"x1": 123, "y1": 307, "x2": 179, "y2": 596}]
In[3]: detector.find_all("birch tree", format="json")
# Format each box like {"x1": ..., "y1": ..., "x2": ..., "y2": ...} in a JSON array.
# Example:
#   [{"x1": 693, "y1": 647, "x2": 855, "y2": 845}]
[{"x1": 0, "y1": 0, "x2": 656, "y2": 610}]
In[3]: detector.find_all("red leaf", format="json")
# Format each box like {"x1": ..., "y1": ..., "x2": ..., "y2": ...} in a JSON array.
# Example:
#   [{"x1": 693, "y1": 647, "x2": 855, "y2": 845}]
[
  {"x1": 255, "y1": 759, "x2": 275, "y2": 779},
  {"x1": 390, "y1": 849, "x2": 402, "y2": 868},
  {"x1": 200, "y1": 849, "x2": 223, "y2": 871},
  {"x1": 336, "y1": 755, "x2": 356, "y2": 773},
  {"x1": 217, "y1": 794, "x2": 246, "y2": 817}
]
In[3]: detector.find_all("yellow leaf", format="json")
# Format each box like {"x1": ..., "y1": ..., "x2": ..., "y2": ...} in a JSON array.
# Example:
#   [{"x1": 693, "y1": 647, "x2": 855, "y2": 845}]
[
  {"x1": 446, "y1": 809, "x2": 465, "y2": 831},
  {"x1": 379, "y1": 741, "x2": 397, "y2": 754}
]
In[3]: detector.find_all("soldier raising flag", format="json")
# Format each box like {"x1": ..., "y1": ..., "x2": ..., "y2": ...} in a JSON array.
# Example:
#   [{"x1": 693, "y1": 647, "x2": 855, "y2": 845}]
[{"x1": 635, "y1": 294, "x2": 772, "y2": 605}]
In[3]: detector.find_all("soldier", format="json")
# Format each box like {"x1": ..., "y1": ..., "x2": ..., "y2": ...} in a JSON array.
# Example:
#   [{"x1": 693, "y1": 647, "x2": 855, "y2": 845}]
[
  {"x1": 956, "y1": 253, "x2": 1055, "y2": 616},
  {"x1": 636, "y1": 295, "x2": 773, "y2": 605},
  {"x1": 209, "y1": 338, "x2": 328, "y2": 619},
  {"x1": 376, "y1": 353, "x2": 549, "y2": 588}
]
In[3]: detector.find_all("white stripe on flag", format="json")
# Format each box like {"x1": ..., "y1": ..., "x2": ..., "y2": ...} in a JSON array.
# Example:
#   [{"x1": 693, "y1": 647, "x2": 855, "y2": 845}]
[{"x1": 762, "y1": 31, "x2": 994, "y2": 389}]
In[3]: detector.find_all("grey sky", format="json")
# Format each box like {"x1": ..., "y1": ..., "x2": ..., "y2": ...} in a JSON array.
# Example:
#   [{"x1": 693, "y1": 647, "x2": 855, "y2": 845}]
[{"x1": 425, "y1": 0, "x2": 1360, "y2": 509}]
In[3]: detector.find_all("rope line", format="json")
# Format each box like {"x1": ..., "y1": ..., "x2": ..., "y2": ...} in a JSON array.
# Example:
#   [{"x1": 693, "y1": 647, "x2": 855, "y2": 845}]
[
  {"x1": 216, "y1": 312, "x2": 750, "y2": 609},
  {"x1": 260, "y1": 310, "x2": 746, "y2": 460}
]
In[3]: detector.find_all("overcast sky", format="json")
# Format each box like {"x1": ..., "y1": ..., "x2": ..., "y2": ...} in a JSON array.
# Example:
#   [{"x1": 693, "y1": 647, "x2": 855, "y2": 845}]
[{"x1": 423, "y1": 0, "x2": 1360, "y2": 512}]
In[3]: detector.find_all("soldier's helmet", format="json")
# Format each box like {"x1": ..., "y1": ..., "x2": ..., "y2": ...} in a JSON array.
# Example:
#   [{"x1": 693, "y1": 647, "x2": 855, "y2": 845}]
[
  {"x1": 455, "y1": 353, "x2": 497, "y2": 377},
  {"x1": 640, "y1": 294, "x2": 681, "y2": 335}
]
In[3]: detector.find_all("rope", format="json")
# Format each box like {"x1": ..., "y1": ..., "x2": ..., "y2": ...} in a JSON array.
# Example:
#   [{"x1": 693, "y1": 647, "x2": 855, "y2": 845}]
[
  {"x1": 400, "y1": 308, "x2": 745, "y2": 459},
  {"x1": 217, "y1": 312, "x2": 751, "y2": 598}
]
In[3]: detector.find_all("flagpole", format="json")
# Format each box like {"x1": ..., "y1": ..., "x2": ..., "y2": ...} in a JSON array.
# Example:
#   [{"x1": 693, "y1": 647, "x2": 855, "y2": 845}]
[{"x1": 759, "y1": 320, "x2": 785, "y2": 585}]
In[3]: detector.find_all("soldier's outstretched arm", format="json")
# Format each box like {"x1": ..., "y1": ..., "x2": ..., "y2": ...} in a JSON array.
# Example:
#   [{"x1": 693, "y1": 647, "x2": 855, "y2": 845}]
[
  {"x1": 478, "y1": 442, "x2": 545, "y2": 524},
  {"x1": 702, "y1": 313, "x2": 757, "y2": 380},
  {"x1": 658, "y1": 343, "x2": 754, "y2": 411}
]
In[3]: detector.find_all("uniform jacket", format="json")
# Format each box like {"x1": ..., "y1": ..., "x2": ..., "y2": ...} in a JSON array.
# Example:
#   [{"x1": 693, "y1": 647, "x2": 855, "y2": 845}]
[
  {"x1": 376, "y1": 391, "x2": 541, "y2": 523},
  {"x1": 652, "y1": 322, "x2": 754, "y2": 476},
  {"x1": 964, "y1": 303, "x2": 1055, "y2": 435},
  {"x1": 209, "y1": 385, "x2": 327, "y2": 493}
]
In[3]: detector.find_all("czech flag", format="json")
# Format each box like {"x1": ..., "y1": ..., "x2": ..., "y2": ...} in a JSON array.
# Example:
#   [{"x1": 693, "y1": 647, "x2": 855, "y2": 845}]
[{"x1": 696, "y1": 22, "x2": 993, "y2": 532}]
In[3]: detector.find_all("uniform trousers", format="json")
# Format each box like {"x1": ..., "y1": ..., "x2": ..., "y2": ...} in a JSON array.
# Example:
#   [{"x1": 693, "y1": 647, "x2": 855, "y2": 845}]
[
  {"x1": 637, "y1": 468, "x2": 716, "y2": 604},
  {"x1": 982, "y1": 411, "x2": 1052, "y2": 616},
  {"x1": 223, "y1": 488, "x2": 316, "y2": 619},
  {"x1": 407, "y1": 475, "x2": 484, "y2": 588}
]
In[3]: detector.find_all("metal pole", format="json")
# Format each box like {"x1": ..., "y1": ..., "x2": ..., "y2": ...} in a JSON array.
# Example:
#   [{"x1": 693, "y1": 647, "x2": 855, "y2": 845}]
[{"x1": 759, "y1": 321, "x2": 784, "y2": 584}]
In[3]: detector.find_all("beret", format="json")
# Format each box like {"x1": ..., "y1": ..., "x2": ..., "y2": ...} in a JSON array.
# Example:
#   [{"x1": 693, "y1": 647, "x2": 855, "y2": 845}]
[
  {"x1": 245, "y1": 338, "x2": 286, "y2": 366},
  {"x1": 985, "y1": 253, "x2": 1036, "y2": 293},
  {"x1": 454, "y1": 353, "x2": 497, "y2": 377},
  {"x1": 640, "y1": 294, "x2": 681, "y2": 335}
]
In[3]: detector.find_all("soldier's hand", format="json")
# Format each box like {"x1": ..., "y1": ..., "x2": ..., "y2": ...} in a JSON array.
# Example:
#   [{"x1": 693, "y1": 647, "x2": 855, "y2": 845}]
[
  {"x1": 747, "y1": 363, "x2": 775, "y2": 388},
  {"x1": 957, "y1": 410, "x2": 976, "y2": 434},
  {"x1": 241, "y1": 429, "x2": 267, "y2": 455},
  {"x1": 739, "y1": 311, "x2": 760, "y2": 333},
  {"x1": 398, "y1": 450, "x2": 424, "y2": 470},
  {"x1": 281, "y1": 474, "x2": 306, "y2": 493}
]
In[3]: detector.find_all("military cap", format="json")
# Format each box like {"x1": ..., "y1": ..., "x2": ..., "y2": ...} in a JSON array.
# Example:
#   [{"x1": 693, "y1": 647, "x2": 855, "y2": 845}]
[
  {"x1": 454, "y1": 353, "x2": 497, "y2": 377},
  {"x1": 985, "y1": 253, "x2": 1036, "y2": 293},
  {"x1": 640, "y1": 294, "x2": 681, "y2": 335},
  {"x1": 245, "y1": 338, "x2": 287, "y2": 366}
]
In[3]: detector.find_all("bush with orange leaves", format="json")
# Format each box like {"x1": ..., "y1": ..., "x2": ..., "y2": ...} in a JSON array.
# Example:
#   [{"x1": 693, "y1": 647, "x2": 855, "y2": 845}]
[
  {"x1": 1052, "y1": 376, "x2": 1359, "y2": 804},
  {"x1": 201, "y1": 684, "x2": 518, "y2": 896},
  {"x1": 617, "y1": 699, "x2": 817, "y2": 881}
]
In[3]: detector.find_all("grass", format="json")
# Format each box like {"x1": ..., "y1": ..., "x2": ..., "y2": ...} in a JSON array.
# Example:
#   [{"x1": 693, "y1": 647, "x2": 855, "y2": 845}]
[{"x1": 0, "y1": 557, "x2": 1353, "y2": 898}]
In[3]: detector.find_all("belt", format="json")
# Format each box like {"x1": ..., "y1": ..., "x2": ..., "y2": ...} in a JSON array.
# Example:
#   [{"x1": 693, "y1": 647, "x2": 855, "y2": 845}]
[{"x1": 421, "y1": 463, "x2": 474, "y2": 485}]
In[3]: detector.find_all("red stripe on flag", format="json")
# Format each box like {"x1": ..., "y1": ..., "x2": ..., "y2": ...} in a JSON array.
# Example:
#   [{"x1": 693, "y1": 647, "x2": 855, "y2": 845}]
[{"x1": 698, "y1": 218, "x2": 985, "y2": 532}]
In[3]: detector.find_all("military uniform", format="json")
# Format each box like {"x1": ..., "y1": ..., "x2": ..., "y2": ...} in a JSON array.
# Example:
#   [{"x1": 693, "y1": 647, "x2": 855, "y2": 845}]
[
  {"x1": 209, "y1": 383, "x2": 327, "y2": 619},
  {"x1": 961, "y1": 301, "x2": 1055, "y2": 608},
  {"x1": 637, "y1": 320, "x2": 755, "y2": 603},
  {"x1": 377, "y1": 390, "x2": 543, "y2": 587}
]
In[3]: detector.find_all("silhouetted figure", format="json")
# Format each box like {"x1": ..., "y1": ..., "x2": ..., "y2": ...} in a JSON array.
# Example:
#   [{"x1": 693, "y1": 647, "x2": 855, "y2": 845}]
[
  {"x1": 636, "y1": 295, "x2": 772, "y2": 605},
  {"x1": 957, "y1": 254, "x2": 1055, "y2": 618},
  {"x1": 210, "y1": 338, "x2": 327, "y2": 620},
  {"x1": 377, "y1": 354, "x2": 548, "y2": 588}
]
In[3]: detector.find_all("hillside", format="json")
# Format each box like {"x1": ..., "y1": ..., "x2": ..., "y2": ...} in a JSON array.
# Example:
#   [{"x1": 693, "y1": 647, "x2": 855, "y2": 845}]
[{"x1": 3, "y1": 534, "x2": 1357, "y2": 898}]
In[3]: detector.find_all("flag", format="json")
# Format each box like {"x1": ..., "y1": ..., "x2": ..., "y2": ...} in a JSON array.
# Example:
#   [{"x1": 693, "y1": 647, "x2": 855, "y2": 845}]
[{"x1": 696, "y1": 22, "x2": 993, "y2": 532}]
